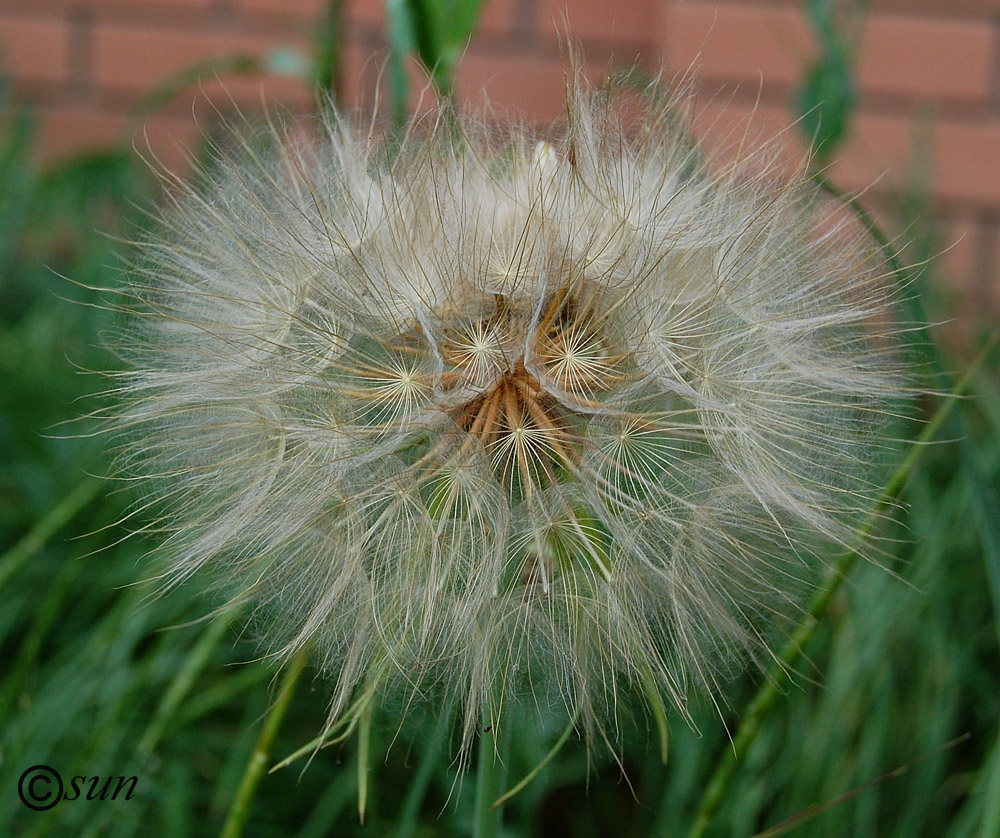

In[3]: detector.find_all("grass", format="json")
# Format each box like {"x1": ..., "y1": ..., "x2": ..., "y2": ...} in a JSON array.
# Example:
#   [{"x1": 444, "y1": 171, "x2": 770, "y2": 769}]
[{"x1": 1, "y1": 80, "x2": 999, "y2": 838}]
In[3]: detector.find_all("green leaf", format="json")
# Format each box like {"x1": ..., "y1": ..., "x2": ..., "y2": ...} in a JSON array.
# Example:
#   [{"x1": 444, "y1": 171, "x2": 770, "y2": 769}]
[
  {"x1": 312, "y1": 0, "x2": 344, "y2": 105},
  {"x1": 386, "y1": 0, "x2": 418, "y2": 129},
  {"x1": 264, "y1": 47, "x2": 314, "y2": 80},
  {"x1": 795, "y1": 49, "x2": 855, "y2": 161},
  {"x1": 807, "y1": 0, "x2": 836, "y2": 42},
  {"x1": 384, "y1": 0, "x2": 486, "y2": 119}
]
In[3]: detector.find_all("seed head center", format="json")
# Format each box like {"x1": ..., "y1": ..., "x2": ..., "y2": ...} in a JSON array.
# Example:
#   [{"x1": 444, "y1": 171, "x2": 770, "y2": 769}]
[{"x1": 452, "y1": 357, "x2": 575, "y2": 492}]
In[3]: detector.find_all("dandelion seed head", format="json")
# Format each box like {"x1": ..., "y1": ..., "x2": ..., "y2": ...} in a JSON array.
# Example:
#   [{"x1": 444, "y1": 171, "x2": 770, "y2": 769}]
[{"x1": 113, "y1": 74, "x2": 904, "y2": 751}]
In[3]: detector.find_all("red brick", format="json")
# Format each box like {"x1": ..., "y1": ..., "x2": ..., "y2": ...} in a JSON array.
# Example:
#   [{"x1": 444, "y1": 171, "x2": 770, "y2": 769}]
[
  {"x1": 336, "y1": 40, "x2": 383, "y2": 109},
  {"x1": 337, "y1": 44, "x2": 443, "y2": 115},
  {"x1": 684, "y1": 99, "x2": 805, "y2": 174},
  {"x1": 128, "y1": 112, "x2": 208, "y2": 173},
  {"x1": 935, "y1": 215, "x2": 981, "y2": 298},
  {"x1": 988, "y1": 227, "x2": 1000, "y2": 310},
  {"x1": 92, "y1": 22, "x2": 315, "y2": 112},
  {"x1": 858, "y1": 15, "x2": 995, "y2": 102},
  {"x1": 679, "y1": 97, "x2": 1000, "y2": 313},
  {"x1": 345, "y1": 0, "x2": 514, "y2": 38},
  {"x1": 456, "y1": 51, "x2": 579, "y2": 121},
  {"x1": 0, "y1": 0, "x2": 213, "y2": 11},
  {"x1": 829, "y1": 114, "x2": 1000, "y2": 207},
  {"x1": 680, "y1": 98, "x2": 987, "y2": 207},
  {"x1": 478, "y1": 0, "x2": 517, "y2": 34},
  {"x1": 37, "y1": 105, "x2": 205, "y2": 173},
  {"x1": 0, "y1": 15, "x2": 71, "y2": 85},
  {"x1": 346, "y1": 0, "x2": 385, "y2": 28},
  {"x1": 871, "y1": 0, "x2": 1000, "y2": 14},
  {"x1": 756, "y1": 0, "x2": 1000, "y2": 15},
  {"x1": 194, "y1": 74, "x2": 314, "y2": 111},
  {"x1": 38, "y1": 106, "x2": 124, "y2": 160},
  {"x1": 665, "y1": 2, "x2": 809, "y2": 88},
  {"x1": 238, "y1": 0, "x2": 324, "y2": 14},
  {"x1": 935, "y1": 121, "x2": 1000, "y2": 206},
  {"x1": 665, "y1": 2, "x2": 995, "y2": 102},
  {"x1": 94, "y1": 25, "x2": 278, "y2": 91},
  {"x1": 540, "y1": 0, "x2": 657, "y2": 45},
  {"x1": 934, "y1": 214, "x2": 997, "y2": 330},
  {"x1": 827, "y1": 112, "x2": 911, "y2": 195}
]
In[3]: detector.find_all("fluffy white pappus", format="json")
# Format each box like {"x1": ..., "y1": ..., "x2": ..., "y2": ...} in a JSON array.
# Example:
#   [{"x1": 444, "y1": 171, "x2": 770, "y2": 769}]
[{"x1": 110, "y1": 76, "x2": 905, "y2": 753}]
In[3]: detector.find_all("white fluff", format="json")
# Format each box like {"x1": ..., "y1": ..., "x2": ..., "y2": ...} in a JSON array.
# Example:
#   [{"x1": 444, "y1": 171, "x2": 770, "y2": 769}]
[{"x1": 111, "y1": 75, "x2": 905, "y2": 752}]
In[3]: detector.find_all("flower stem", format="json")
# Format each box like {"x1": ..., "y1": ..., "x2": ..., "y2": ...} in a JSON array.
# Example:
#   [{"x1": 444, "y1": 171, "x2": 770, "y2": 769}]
[
  {"x1": 493, "y1": 716, "x2": 576, "y2": 809},
  {"x1": 357, "y1": 700, "x2": 373, "y2": 823},
  {"x1": 220, "y1": 645, "x2": 310, "y2": 838},
  {"x1": 396, "y1": 711, "x2": 450, "y2": 838},
  {"x1": 473, "y1": 715, "x2": 510, "y2": 838},
  {"x1": 687, "y1": 336, "x2": 995, "y2": 838},
  {"x1": 0, "y1": 475, "x2": 102, "y2": 592},
  {"x1": 312, "y1": 0, "x2": 343, "y2": 111},
  {"x1": 137, "y1": 608, "x2": 241, "y2": 758},
  {"x1": 815, "y1": 174, "x2": 1000, "y2": 649}
]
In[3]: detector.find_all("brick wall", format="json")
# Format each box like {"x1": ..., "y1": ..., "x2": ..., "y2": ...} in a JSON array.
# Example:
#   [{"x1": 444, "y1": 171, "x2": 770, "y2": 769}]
[{"x1": 2, "y1": 0, "x2": 998, "y2": 316}]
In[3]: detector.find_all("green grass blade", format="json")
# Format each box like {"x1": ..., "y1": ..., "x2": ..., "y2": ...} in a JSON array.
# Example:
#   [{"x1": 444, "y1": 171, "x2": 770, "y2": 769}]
[
  {"x1": 219, "y1": 646, "x2": 310, "y2": 838},
  {"x1": 396, "y1": 711, "x2": 450, "y2": 838},
  {"x1": 385, "y1": 0, "x2": 417, "y2": 130},
  {"x1": 136, "y1": 607, "x2": 241, "y2": 758},
  {"x1": 0, "y1": 475, "x2": 102, "y2": 592},
  {"x1": 492, "y1": 716, "x2": 576, "y2": 810},
  {"x1": 688, "y1": 339, "x2": 994, "y2": 838}
]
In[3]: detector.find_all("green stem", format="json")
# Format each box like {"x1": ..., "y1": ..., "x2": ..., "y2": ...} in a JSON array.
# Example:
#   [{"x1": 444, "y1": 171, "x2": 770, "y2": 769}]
[
  {"x1": 688, "y1": 338, "x2": 994, "y2": 838},
  {"x1": 812, "y1": 174, "x2": 933, "y2": 368},
  {"x1": 473, "y1": 716, "x2": 510, "y2": 838},
  {"x1": 137, "y1": 608, "x2": 241, "y2": 758},
  {"x1": 172, "y1": 665, "x2": 273, "y2": 731},
  {"x1": 269, "y1": 680, "x2": 379, "y2": 772},
  {"x1": 124, "y1": 54, "x2": 261, "y2": 134},
  {"x1": 0, "y1": 554, "x2": 84, "y2": 721},
  {"x1": 357, "y1": 701, "x2": 373, "y2": 823},
  {"x1": 816, "y1": 175, "x2": 1000, "y2": 650},
  {"x1": 0, "y1": 475, "x2": 102, "y2": 592},
  {"x1": 396, "y1": 711, "x2": 450, "y2": 838},
  {"x1": 219, "y1": 646, "x2": 310, "y2": 838},
  {"x1": 312, "y1": 0, "x2": 343, "y2": 113},
  {"x1": 493, "y1": 716, "x2": 576, "y2": 809}
]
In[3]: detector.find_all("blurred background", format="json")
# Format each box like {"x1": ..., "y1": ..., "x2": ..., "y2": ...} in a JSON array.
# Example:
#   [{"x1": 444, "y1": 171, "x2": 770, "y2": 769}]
[
  {"x1": 2, "y1": 0, "x2": 999, "y2": 323},
  {"x1": 2, "y1": 2, "x2": 999, "y2": 837}
]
